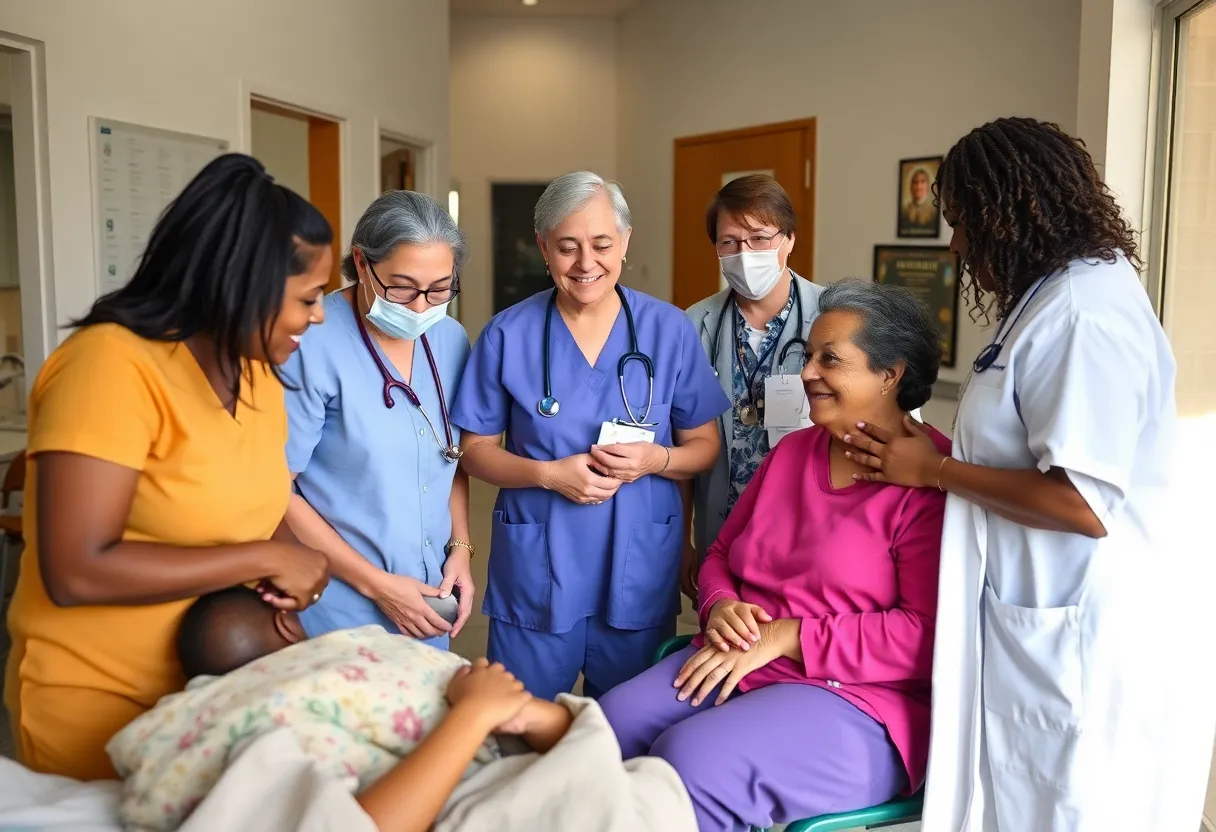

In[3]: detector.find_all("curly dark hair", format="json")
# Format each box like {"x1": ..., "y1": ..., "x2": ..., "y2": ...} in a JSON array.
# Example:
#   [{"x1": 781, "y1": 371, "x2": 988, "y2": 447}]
[{"x1": 934, "y1": 117, "x2": 1140, "y2": 322}]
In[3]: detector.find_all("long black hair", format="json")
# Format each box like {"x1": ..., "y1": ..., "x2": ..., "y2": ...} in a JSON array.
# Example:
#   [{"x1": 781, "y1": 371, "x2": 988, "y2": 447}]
[
  {"x1": 935, "y1": 117, "x2": 1139, "y2": 322},
  {"x1": 74, "y1": 153, "x2": 332, "y2": 399}
]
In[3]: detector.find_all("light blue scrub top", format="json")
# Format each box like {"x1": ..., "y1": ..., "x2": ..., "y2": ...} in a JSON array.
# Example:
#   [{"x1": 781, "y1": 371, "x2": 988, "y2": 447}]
[
  {"x1": 450, "y1": 287, "x2": 730, "y2": 634},
  {"x1": 282, "y1": 291, "x2": 471, "y2": 640}
]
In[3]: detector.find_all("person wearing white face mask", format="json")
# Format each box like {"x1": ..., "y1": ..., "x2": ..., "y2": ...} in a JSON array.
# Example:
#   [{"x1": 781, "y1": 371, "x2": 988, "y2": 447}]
[
  {"x1": 680, "y1": 175, "x2": 824, "y2": 602},
  {"x1": 280, "y1": 191, "x2": 475, "y2": 650}
]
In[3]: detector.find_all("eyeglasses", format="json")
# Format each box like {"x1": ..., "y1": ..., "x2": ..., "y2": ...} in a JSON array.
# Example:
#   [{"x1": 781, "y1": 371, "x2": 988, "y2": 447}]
[
  {"x1": 716, "y1": 232, "x2": 785, "y2": 257},
  {"x1": 366, "y1": 260, "x2": 461, "y2": 306}
]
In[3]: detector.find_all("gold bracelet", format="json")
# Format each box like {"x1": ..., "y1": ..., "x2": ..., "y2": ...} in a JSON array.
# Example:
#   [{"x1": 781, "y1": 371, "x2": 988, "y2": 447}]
[
  {"x1": 937, "y1": 457, "x2": 951, "y2": 492},
  {"x1": 660, "y1": 445, "x2": 671, "y2": 473},
  {"x1": 446, "y1": 539, "x2": 476, "y2": 559}
]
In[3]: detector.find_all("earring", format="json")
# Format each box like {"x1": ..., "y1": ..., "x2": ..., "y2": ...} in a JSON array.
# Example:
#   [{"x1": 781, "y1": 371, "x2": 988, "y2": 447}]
[
  {"x1": 881, "y1": 386, "x2": 889, "y2": 396},
  {"x1": 545, "y1": 262, "x2": 550, "y2": 275}
]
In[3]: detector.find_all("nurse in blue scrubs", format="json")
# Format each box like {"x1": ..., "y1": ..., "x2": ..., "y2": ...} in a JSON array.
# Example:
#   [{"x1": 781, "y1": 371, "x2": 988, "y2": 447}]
[
  {"x1": 281, "y1": 191, "x2": 474, "y2": 647},
  {"x1": 451, "y1": 171, "x2": 730, "y2": 700}
]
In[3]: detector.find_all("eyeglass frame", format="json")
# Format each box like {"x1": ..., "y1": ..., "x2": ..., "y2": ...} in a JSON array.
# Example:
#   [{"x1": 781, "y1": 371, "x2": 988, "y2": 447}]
[
  {"x1": 364, "y1": 258, "x2": 462, "y2": 306},
  {"x1": 715, "y1": 231, "x2": 787, "y2": 257}
]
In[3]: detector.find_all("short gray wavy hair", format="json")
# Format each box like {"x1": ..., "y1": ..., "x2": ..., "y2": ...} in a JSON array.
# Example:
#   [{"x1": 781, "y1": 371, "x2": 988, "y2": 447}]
[
  {"x1": 533, "y1": 171, "x2": 632, "y2": 238},
  {"x1": 341, "y1": 190, "x2": 468, "y2": 281},
  {"x1": 818, "y1": 279, "x2": 941, "y2": 412}
]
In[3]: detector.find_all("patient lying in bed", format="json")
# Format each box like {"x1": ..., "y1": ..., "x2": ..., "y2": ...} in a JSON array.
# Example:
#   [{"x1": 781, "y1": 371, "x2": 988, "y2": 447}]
[{"x1": 105, "y1": 586, "x2": 576, "y2": 832}]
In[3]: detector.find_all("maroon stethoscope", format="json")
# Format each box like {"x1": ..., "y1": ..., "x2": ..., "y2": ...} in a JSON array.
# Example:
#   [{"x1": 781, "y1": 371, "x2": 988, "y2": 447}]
[{"x1": 355, "y1": 312, "x2": 462, "y2": 463}]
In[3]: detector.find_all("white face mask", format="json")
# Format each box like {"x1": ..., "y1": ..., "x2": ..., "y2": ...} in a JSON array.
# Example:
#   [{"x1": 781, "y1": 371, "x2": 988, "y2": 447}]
[
  {"x1": 719, "y1": 241, "x2": 787, "y2": 301},
  {"x1": 361, "y1": 277, "x2": 449, "y2": 341}
]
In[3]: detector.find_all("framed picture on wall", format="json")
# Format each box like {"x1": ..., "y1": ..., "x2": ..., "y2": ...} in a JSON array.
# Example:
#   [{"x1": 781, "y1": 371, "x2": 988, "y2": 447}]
[
  {"x1": 873, "y1": 244, "x2": 960, "y2": 367},
  {"x1": 491, "y1": 182, "x2": 551, "y2": 314},
  {"x1": 896, "y1": 156, "x2": 942, "y2": 239}
]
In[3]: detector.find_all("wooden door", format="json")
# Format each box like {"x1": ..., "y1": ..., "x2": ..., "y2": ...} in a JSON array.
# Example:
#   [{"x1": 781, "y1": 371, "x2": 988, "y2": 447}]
[{"x1": 672, "y1": 119, "x2": 816, "y2": 310}]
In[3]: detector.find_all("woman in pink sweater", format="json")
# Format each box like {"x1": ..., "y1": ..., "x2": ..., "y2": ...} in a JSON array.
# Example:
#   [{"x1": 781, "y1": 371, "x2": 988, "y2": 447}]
[{"x1": 600, "y1": 279, "x2": 949, "y2": 832}]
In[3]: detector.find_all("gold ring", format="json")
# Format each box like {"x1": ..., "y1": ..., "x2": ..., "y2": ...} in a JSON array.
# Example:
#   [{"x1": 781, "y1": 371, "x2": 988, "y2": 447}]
[{"x1": 311, "y1": 593, "x2": 321, "y2": 603}]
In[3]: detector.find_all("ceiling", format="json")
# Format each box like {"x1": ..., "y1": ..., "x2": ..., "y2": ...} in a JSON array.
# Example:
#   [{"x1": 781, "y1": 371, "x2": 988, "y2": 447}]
[{"x1": 450, "y1": 0, "x2": 646, "y2": 18}]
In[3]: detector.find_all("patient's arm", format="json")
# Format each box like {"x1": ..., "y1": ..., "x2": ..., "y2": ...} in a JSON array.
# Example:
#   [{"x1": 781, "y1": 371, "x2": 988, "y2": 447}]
[
  {"x1": 496, "y1": 698, "x2": 575, "y2": 753},
  {"x1": 356, "y1": 660, "x2": 531, "y2": 832},
  {"x1": 355, "y1": 700, "x2": 498, "y2": 832}
]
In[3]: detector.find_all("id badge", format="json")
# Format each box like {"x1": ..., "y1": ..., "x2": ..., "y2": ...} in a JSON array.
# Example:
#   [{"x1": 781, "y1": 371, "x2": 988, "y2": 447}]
[
  {"x1": 763, "y1": 375, "x2": 809, "y2": 428},
  {"x1": 764, "y1": 374, "x2": 812, "y2": 447},
  {"x1": 597, "y1": 421, "x2": 656, "y2": 446}
]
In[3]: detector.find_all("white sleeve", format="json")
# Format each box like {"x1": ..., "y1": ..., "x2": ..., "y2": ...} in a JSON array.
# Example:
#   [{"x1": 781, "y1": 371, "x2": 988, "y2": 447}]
[{"x1": 1014, "y1": 312, "x2": 1148, "y2": 519}]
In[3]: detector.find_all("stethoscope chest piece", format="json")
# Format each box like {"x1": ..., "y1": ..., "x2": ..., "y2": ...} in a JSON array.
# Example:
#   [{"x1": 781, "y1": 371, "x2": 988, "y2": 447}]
[
  {"x1": 972, "y1": 342, "x2": 1002, "y2": 373},
  {"x1": 538, "y1": 395, "x2": 560, "y2": 418},
  {"x1": 443, "y1": 445, "x2": 464, "y2": 462}
]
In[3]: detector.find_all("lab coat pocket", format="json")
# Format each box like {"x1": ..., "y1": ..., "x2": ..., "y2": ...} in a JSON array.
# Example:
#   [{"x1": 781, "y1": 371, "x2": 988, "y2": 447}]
[
  {"x1": 620, "y1": 517, "x2": 680, "y2": 626},
  {"x1": 982, "y1": 586, "x2": 1085, "y2": 790},
  {"x1": 484, "y1": 511, "x2": 551, "y2": 628}
]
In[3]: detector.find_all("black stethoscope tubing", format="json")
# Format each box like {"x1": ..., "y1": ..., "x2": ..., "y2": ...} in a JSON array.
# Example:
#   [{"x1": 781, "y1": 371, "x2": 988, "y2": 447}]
[
  {"x1": 709, "y1": 283, "x2": 806, "y2": 418},
  {"x1": 538, "y1": 284, "x2": 654, "y2": 426}
]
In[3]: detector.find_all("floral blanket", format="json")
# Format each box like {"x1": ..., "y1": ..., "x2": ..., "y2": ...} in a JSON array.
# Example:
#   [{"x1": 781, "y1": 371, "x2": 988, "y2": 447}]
[{"x1": 106, "y1": 625, "x2": 500, "y2": 832}]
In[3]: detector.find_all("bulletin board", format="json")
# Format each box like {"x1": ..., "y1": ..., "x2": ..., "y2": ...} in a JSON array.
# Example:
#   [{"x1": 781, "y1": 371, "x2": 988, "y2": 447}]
[{"x1": 89, "y1": 117, "x2": 228, "y2": 295}]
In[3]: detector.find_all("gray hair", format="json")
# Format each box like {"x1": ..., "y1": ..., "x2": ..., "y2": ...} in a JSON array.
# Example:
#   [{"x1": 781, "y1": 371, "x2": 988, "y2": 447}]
[
  {"x1": 533, "y1": 171, "x2": 632, "y2": 238},
  {"x1": 818, "y1": 279, "x2": 941, "y2": 411},
  {"x1": 341, "y1": 190, "x2": 468, "y2": 281}
]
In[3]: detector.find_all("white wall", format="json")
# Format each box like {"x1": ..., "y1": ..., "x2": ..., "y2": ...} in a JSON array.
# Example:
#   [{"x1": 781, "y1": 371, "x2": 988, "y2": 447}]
[
  {"x1": 450, "y1": 14, "x2": 617, "y2": 335},
  {"x1": 250, "y1": 108, "x2": 311, "y2": 198},
  {"x1": 616, "y1": 0, "x2": 1083, "y2": 398},
  {"x1": 0, "y1": 0, "x2": 450, "y2": 336}
]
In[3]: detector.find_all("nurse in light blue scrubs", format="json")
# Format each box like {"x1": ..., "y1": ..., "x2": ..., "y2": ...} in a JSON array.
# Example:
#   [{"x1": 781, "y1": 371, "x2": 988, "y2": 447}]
[
  {"x1": 282, "y1": 191, "x2": 474, "y2": 648},
  {"x1": 451, "y1": 171, "x2": 730, "y2": 700}
]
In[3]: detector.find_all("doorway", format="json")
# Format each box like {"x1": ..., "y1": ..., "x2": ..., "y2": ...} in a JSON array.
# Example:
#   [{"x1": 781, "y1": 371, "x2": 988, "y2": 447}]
[
  {"x1": 672, "y1": 118, "x2": 816, "y2": 310},
  {"x1": 249, "y1": 98, "x2": 343, "y2": 292}
]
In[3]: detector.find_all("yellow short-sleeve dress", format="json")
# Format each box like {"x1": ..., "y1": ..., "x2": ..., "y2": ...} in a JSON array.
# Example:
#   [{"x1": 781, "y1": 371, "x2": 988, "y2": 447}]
[{"x1": 3, "y1": 324, "x2": 290, "y2": 780}]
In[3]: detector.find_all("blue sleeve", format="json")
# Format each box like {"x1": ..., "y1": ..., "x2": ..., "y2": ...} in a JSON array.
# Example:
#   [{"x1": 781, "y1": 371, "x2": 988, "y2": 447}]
[
  {"x1": 280, "y1": 342, "x2": 329, "y2": 474},
  {"x1": 450, "y1": 325, "x2": 510, "y2": 436},
  {"x1": 671, "y1": 314, "x2": 732, "y2": 430}
]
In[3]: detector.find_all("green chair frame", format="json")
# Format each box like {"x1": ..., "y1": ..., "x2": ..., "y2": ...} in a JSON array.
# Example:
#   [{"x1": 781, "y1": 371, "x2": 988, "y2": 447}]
[{"x1": 652, "y1": 634, "x2": 923, "y2": 832}]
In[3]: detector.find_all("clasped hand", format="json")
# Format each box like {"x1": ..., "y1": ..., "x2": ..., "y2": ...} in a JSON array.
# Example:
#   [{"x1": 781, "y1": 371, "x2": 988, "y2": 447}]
[
  {"x1": 546, "y1": 442, "x2": 663, "y2": 506},
  {"x1": 675, "y1": 599, "x2": 779, "y2": 707}
]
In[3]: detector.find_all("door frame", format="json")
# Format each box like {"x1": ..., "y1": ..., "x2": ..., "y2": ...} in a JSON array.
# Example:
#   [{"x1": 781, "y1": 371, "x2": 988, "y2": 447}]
[
  {"x1": 245, "y1": 91, "x2": 347, "y2": 292},
  {"x1": 672, "y1": 117, "x2": 817, "y2": 310},
  {"x1": 0, "y1": 32, "x2": 56, "y2": 375}
]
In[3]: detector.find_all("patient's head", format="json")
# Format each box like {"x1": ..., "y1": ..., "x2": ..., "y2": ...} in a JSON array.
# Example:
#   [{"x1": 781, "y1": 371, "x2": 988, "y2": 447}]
[
  {"x1": 801, "y1": 279, "x2": 940, "y2": 434},
  {"x1": 177, "y1": 586, "x2": 308, "y2": 680}
]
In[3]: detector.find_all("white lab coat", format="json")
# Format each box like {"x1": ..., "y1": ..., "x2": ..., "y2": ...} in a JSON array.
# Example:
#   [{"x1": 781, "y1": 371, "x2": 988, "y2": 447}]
[{"x1": 921, "y1": 256, "x2": 1216, "y2": 832}]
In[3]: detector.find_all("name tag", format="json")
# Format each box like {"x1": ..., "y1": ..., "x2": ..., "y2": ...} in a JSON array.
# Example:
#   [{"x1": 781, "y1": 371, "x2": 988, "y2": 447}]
[
  {"x1": 597, "y1": 421, "x2": 656, "y2": 446},
  {"x1": 764, "y1": 374, "x2": 812, "y2": 447},
  {"x1": 763, "y1": 375, "x2": 809, "y2": 428}
]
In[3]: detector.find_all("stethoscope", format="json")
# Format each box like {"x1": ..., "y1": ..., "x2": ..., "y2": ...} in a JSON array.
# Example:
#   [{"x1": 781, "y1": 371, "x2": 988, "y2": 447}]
[
  {"x1": 972, "y1": 274, "x2": 1051, "y2": 374},
  {"x1": 954, "y1": 274, "x2": 1052, "y2": 433},
  {"x1": 355, "y1": 312, "x2": 463, "y2": 463},
  {"x1": 537, "y1": 284, "x2": 655, "y2": 427},
  {"x1": 709, "y1": 284, "x2": 806, "y2": 426}
]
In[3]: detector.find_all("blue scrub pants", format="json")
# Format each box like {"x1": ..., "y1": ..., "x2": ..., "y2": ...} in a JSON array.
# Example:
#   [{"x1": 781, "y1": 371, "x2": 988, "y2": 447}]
[{"x1": 487, "y1": 614, "x2": 675, "y2": 701}]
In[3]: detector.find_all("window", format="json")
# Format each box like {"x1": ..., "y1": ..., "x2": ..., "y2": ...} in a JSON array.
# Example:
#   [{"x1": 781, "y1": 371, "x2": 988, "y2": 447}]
[{"x1": 1147, "y1": 0, "x2": 1216, "y2": 420}]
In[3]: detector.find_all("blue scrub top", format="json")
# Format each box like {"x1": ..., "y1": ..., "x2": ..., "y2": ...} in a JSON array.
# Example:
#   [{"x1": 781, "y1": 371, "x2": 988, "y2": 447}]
[
  {"x1": 282, "y1": 291, "x2": 471, "y2": 639},
  {"x1": 450, "y1": 287, "x2": 730, "y2": 634}
]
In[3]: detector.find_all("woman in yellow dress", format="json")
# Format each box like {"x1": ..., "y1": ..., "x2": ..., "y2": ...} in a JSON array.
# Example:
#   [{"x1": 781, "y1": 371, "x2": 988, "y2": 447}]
[{"x1": 3, "y1": 153, "x2": 332, "y2": 780}]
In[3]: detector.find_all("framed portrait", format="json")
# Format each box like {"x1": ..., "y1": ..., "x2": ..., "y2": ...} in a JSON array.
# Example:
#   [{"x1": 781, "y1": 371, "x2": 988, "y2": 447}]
[
  {"x1": 896, "y1": 156, "x2": 942, "y2": 239},
  {"x1": 873, "y1": 245, "x2": 960, "y2": 367},
  {"x1": 491, "y1": 182, "x2": 551, "y2": 314}
]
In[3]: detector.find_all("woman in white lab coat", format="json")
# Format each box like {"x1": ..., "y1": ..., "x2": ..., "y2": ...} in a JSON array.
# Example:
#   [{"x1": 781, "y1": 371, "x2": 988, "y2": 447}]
[{"x1": 841, "y1": 117, "x2": 1214, "y2": 832}]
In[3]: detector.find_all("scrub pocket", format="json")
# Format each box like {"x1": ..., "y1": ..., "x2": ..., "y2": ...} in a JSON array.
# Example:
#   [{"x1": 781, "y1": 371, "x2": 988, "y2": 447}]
[
  {"x1": 484, "y1": 511, "x2": 551, "y2": 628},
  {"x1": 619, "y1": 516, "x2": 680, "y2": 626},
  {"x1": 982, "y1": 585, "x2": 1085, "y2": 793}
]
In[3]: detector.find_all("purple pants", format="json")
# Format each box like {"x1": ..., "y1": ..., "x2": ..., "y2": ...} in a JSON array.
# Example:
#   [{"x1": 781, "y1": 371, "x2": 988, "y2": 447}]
[{"x1": 599, "y1": 647, "x2": 907, "y2": 832}]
